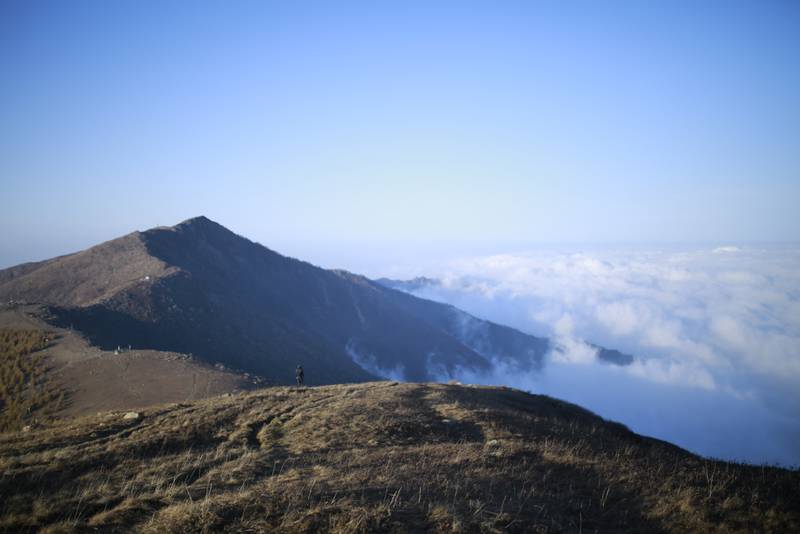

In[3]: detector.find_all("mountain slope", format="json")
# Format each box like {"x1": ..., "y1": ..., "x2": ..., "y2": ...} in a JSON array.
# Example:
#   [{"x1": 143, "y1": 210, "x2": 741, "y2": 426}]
[
  {"x1": 0, "y1": 216, "x2": 629, "y2": 385},
  {"x1": 0, "y1": 304, "x2": 263, "y2": 427},
  {"x1": 1, "y1": 382, "x2": 797, "y2": 532},
  {"x1": 0, "y1": 218, "x2": 489, "y2": 383},
  {"x1": 376, "y1": 277, "x2": 634, "y2": 366},
  {"x1": 0, "y1": 232, "x2": 171, "y2": 307}
]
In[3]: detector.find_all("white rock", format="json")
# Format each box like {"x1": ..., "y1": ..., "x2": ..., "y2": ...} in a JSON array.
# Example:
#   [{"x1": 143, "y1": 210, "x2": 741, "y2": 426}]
[{"x1": 122, "y1": 412, "x2": 140, "y2": 420}]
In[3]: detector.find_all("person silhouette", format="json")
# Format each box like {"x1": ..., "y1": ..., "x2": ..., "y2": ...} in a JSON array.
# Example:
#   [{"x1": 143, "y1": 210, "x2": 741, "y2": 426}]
[{"x1": 295, "y1": 365, "x2": 304, "y2": 386}]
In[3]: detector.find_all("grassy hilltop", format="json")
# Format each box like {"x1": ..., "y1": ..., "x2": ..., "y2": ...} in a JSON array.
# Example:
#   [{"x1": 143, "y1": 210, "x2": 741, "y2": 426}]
[{"x1": 1, "y1": 382, "x2": 798, "y2": 533}]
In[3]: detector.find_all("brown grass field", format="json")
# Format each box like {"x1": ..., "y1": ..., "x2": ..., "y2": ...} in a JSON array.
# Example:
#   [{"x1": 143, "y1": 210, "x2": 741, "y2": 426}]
[
  {"x1": 0, "y1": 328, "x2": 64, "y2": 433},
  {"x1": 0, "y1": 381, "x2": 798, "y2": 532}
]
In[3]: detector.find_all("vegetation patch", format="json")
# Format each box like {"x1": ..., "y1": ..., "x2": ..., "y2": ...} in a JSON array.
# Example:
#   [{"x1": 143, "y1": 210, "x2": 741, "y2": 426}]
[{"x1": 0, "y1": 328, "x2": 64, "y2": 432}]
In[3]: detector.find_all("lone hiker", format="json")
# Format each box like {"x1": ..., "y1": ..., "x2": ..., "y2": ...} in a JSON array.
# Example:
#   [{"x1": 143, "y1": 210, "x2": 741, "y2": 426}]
[{"x1": 295, "y1": 365, "x2": 304, "y2": 386}]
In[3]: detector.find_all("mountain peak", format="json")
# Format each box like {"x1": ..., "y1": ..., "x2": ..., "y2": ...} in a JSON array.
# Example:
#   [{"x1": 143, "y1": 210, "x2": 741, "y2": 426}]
[
  {"x1": 174, "y1": 215, "x2": 222, "y2": 230},
  {"x1": 156, "y1": 215, "x2": 240, "y2": 244}
]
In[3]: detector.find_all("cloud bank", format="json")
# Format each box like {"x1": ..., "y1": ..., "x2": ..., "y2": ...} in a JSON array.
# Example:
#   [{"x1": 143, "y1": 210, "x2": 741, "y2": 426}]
[{"x1": 381, "y1": 246, "x2": 800, "y2": 466}]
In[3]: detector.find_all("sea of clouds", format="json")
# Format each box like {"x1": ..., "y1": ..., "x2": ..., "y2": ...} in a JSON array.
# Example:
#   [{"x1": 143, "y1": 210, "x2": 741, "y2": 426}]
[{"x1": 381, "y1": 245, "x2": 800, "y2": 466}]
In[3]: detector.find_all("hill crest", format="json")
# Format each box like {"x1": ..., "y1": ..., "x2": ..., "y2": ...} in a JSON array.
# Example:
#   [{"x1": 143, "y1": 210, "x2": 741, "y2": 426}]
[{"x1": 1, "y1": 381, "x2": 797, "y2": 532}]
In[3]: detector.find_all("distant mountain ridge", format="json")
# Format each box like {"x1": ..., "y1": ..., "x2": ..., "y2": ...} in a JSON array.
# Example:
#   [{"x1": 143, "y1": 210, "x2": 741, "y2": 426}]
[
  {"x1": 375, "y1": 276, "x2": 441, "y2": 293},
  {"x1": 0, "y1": 216, "x2": 631, "y2": 384}
]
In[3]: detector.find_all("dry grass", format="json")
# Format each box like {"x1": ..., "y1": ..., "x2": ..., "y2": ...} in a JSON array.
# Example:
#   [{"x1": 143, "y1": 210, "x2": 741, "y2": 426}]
[
  {"x1": 0, "y1": 328, "x2": 63, "y2": 432},
  {"x1": 0, "y1": 382, "x2": 798, "y2": 532}
]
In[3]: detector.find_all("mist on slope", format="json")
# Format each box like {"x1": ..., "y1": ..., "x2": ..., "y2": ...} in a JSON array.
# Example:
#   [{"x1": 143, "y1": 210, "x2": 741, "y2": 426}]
[{"x1": 360, "y1": 246, "x2": 800, "y2": 466}]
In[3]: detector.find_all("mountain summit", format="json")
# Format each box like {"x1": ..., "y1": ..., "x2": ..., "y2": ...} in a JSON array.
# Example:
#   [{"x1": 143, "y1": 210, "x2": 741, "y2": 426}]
[{"x1": 0, "y1": 217, "x2": 628, "y2": 384}]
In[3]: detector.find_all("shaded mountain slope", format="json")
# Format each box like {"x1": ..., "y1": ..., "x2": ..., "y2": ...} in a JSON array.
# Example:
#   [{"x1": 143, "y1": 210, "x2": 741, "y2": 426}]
[
  {"x1": 0, "y1": 218, "x2": 489, "y2": 383},
  {"x1": 1, "y1": 382, "x2": 797, "y2": 532},
  {"x1": 0, "y1": 304, "x2": 262, "y2": 426},
  {"x1": 374, "y1": 286, "x2": 550, "y2": 373},
  {"x1": 0, "y1": 216, "x2": 630, "y2": 385},
  {"x1": 375, "y1": 277, "x2": 634, "y2": 366}
]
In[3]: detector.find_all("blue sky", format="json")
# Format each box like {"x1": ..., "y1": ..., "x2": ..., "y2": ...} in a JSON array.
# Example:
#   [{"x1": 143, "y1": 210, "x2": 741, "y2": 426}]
[{"x1": 1, "y1": 0, "x2": 799, "y2": 271}]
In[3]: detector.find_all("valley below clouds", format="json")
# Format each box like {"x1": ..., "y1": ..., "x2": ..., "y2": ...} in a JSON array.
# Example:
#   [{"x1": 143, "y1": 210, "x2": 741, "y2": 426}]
[{"x1": 383, "y1": 245, "x2": 800, "y2": 466}]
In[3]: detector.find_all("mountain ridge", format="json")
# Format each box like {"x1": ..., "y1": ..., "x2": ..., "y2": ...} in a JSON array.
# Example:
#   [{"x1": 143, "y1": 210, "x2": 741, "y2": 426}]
[{"x1": 0, "y1": 216, "x2": 631, "y2": 387}]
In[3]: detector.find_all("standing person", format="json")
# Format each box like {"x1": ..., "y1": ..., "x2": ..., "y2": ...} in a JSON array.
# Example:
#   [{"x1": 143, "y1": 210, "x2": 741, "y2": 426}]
[{"x1": 295, "y1": 365, "x2": 304, "y2": 386}]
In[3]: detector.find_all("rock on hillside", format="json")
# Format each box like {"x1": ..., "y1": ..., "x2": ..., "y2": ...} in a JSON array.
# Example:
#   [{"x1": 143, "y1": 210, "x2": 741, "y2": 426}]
[{"x1": 1, "y1": 382, "x2": 797, "y2": 532}]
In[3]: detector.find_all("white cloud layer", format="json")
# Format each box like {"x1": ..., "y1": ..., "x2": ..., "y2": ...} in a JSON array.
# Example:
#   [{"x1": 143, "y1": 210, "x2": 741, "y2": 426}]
[{"x1": 390, "y1": 245, "x2": 800, "y2": 466}]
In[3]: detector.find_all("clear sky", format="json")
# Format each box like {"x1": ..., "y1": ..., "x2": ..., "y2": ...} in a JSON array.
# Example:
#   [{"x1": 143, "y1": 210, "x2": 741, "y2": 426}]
[{"x1": 1, "y1": 0, "x2": 799, "y2": 271}]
